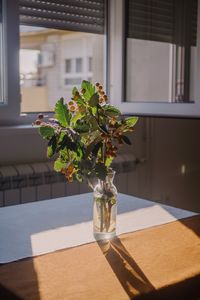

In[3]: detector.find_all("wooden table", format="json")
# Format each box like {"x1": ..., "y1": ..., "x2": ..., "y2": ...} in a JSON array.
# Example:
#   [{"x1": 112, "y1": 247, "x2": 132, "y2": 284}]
[{"x1": 0, "y1": 194, "x2": 199, "y2": 299}]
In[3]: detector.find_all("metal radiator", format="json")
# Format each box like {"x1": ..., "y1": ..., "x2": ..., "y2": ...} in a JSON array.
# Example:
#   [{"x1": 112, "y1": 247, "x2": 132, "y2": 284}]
[{"x1": 0, "y1": 154, "x2": 136, "y2": 207}]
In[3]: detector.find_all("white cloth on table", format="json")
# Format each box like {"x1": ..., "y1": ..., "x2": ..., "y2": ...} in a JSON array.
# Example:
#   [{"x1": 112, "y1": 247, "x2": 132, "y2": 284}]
[{"x1": 0, "y1": 193, "x2": 197, "y2": 263}]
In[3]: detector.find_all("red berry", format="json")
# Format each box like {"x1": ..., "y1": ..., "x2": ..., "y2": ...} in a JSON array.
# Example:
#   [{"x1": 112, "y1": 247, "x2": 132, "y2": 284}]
[
  {"x1": 38, "y1": 114, "x2": 44, "y2": 119},
  {"x1": 35, "y1": 120, "x2": 41, "y2": 125}
]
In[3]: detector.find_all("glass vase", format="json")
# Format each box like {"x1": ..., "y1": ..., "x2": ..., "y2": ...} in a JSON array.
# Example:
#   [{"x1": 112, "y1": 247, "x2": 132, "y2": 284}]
[{"x1": 93, "y1": 169, "x2": 117, "y2": 240}]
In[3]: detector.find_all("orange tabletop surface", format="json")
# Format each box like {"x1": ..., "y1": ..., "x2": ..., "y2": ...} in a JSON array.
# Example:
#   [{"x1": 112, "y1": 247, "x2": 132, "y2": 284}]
[{"x1": 0, "y1": 215, "x2": 200, "y2": 300}]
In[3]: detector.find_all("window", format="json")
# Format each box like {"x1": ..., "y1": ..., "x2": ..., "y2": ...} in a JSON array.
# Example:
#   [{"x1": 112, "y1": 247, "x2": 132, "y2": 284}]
[
  {"x1": 125, "y1": 0, "x2": 198, "y2": 103},
  {"x1": 109, "y1": 0, "x2": 200, "y2": 117},
  {"x1": 19, "y1": 0, "x2": 105, "y2": 113},
  {"x1": 75, "y1": 58, "x2": 82, "y2": 73},
  {"x1": 88, "y1": 57, "x2": 92, "y2": 72},
  {"x1": 3, "y1": 0, "x2": 200, "y2": 121},
  {"x1": 0, "y1": 0, "x2": 106, "y2": 122},
  {"x1": 0, "y1": 0, "x2": 21, "y2": 123},
  {"x1": 65, "y1": 59, "x2": 71, "y2": 73}
]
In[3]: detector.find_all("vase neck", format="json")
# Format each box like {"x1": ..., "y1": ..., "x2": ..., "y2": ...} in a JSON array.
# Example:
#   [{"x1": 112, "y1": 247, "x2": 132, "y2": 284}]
[
  {"x1": 88, "y1": 169, "x2": 115, "y2": 192},
  {"x1": 99, "y1": 170, "x2": 115, "y2": 185},
  {"x1": 97, "y1": 169, "x2": 115, "y2": 192}
]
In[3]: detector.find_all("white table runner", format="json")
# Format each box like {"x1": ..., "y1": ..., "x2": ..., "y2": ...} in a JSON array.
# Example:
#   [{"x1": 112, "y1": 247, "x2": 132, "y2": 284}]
[{"x1": 0, "y1": 193, "x2": 197, "y2": 263}]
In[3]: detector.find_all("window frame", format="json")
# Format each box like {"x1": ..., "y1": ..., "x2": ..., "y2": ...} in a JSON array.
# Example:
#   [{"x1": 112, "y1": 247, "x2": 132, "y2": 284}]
[
  {"x1": 109, "y1": 0, "x2": 200, "y2": 118},
  {"x1": 0, "y1": 0, "x2": 21, "y2": 125},
  {"x1": 0, "y1": 0, "x2": 47, "y2": 125},
  {"x1": 2, "y1": 0, "x2": 200, "y2": 124},
  {"x1": 0, "y1": 0, "x2": 108, "y2": 125}
]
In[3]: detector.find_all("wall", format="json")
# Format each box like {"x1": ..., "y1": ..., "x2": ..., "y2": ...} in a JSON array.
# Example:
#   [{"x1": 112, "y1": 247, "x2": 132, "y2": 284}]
[
  {"x1": 130, "y1": 117, "x2": 200, "y2": 212},
  {"x1": 0, "y1": 117, "x2": 200, "y2": 212}
]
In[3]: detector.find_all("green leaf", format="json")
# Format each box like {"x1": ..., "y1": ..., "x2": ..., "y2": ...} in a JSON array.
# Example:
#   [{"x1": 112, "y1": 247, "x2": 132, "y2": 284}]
[
  {"x1": 74, "y1": 121, "x2": 90, "y2": 133},
  {"x1": 71, "y1": 111, "x2": 83, "y2": 125},
  {"x1": 54, "y1": 159, "x2": 66, "y2": 172},
  {"x1": 95, "y1": 163, "x2": 107, "y2": 180},
  {"x1": 105, "y1": 156, "x2": 114, "y2": 167},
  {"x1": 76, "y1": 98, "x2": 85, "y2": 106},
  {"x1": 103, "y1": 105, "x2": 121, "y2": 117},
  {"x1": 84, "y1": 136, "x2": 102, "y2": 158},
  {"x1": 92, "y1": 142, "x2": 102, "y2": 157},
  {"x1": 89, "y1": 116, "x2": 99, "y2": 131},
  {"x1": 60, "y1": 148, "x2": 69, "y2": 161},
  {"x1": 77, "y1": 146, "x2": 84, "y2": 158},
  {"x1": 125, "y1": 117, "x2": 138, "y2": 127},
  {"x1": 75, "y1": 172, "x2": 83, "y2": 182},
  {"x1": 55, "y1": 98, "x2": 71, "y2": 127},
  {"x1": 122, "y1": 135, "x2": 132, "y2": 145},
  {"x1": 72, "y1": 86, "x2": 79, "y2": 96},
  {"x1": 58, "y1": 135, "x2": 77, "y2": 152},
  {"x1": 89, "y1": 93, "x2": 99, "y2": 107},
  {"x1": 47, "y1": 136, "x2": 57, "y2": 158},
  {"x1": 39, "y1": 126, "x2": 55, "y2": 139},
  {"x1": 81, "y1": 80, "x2": 95, "y2": 100}
]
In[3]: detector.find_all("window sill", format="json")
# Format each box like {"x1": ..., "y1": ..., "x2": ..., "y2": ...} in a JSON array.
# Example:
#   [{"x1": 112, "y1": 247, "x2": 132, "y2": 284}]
[{"x1": 0, "y1": 125, "x2": 38, "y2": 136}]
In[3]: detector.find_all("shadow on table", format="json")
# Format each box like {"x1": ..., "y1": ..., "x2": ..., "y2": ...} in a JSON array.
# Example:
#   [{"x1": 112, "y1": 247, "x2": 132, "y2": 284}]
[
  {"x1": 134, "y1": 273, "x2": 200, "y2": 300},
  {"x1": 98, "y1": 231, "x2": 200, "y2": 300},
  {"x1": 178, "y1": 214, "x2": 200, "y2": 238},
  {"x1": 0, "y1": 283, "x2": 23, "y2": 300},
  {"x1": 98, "y1": 237, "x2": 155, "y2": 299},
  {"x1": 0, "y1": 259, "x2": 41, "y2": 300}
]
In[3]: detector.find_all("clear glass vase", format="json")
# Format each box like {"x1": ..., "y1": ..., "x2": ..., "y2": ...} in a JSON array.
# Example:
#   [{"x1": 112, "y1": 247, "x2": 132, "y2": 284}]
[{"x1": 93, "y1": 169, "x2": 117, "y2": 240}]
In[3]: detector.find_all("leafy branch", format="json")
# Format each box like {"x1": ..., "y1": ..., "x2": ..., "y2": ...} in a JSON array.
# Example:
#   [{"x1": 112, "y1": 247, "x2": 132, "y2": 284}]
[{"x1": 34, "y1": 81, "x2": 138, "y2": 183}]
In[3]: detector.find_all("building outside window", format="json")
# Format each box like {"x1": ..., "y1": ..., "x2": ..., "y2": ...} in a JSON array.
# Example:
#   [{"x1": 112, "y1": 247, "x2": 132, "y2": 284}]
[
  {"x1": 75, "y1": 58, "x2": 82, "y2": 73},
  {"x1": 88, "y1": 57, "x2": 92, "y2": 72},
  {"x1": 1, "y1": 0, "x2": 200, "y2": 121},
  {"x1": 65, "y1": 59, "x2": 71, "y2": 73}
]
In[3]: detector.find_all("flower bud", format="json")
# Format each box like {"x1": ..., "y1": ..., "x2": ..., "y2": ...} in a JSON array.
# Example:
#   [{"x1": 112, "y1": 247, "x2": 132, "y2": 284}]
[
  {"x1": 38, "y1": 114, "x2": 44, "y2": 119},
  {"x1": 69, "y1": 105, "x2": 76, "y2": 112},
  {"x1": 35, "y1": 120, "x2": 41, "y2": 125}
]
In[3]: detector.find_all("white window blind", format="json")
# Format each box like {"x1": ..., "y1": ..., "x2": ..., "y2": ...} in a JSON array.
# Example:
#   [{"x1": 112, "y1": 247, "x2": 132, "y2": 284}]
[
  {"x1": 127, "y1": 0, "x2": 197, "y2": 46},
  {"x1": 19, "y1": 0, "x2": 105, "y2": 34}
]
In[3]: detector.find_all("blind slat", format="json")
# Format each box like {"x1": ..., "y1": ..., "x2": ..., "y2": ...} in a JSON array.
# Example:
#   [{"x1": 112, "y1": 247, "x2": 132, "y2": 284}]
[
  {"x1": 19, "y1": 0, "x2": 105, "y2": 34},
  {"x1": 20, "y1": 8, "x2": 104, "y2": 26},
  {"x1": 20, "y1": 0, "x2": 104, "y2": 11},
  {"x1": 20, "y1": 4, "x2": 104, "y2": 19},
  {"x1": 20, "y1": 15, "x2": 103, "y2": 33},
  {"x1": 127, "y1": 0, "x2": 197, "y2": 46},
  {"x1": 19, "y1": 0, "x2": 104, "y2": 12}
]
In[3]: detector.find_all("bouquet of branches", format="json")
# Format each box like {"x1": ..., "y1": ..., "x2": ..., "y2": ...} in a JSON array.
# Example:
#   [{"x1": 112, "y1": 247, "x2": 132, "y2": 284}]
[{"x1": 34, "y1": 81, "x2": 138, "y2": 184}]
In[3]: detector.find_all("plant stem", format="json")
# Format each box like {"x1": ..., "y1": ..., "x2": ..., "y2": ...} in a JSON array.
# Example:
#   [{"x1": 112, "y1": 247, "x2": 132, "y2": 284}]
[{"x1": 100, "y1": 201, "x2": 104, "y2": 232}]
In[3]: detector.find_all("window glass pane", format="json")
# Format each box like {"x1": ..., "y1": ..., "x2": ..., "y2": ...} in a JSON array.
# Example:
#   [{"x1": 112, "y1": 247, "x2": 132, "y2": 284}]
[
  {"x1": 75, "y1": 58, "x2": 82, "y2": 73},
  {"x1": 126, "y1": 0, "x2": 198, "y2": 103},
  {"x1": 20, "y1": 26, "x2": 105, "y2": 113},
  {"x1": 88, "y1": 57, "x2": 92, "y2": 72},
  {"x1": 65, "y1": 59, "x2": 71, "y2": 73}
]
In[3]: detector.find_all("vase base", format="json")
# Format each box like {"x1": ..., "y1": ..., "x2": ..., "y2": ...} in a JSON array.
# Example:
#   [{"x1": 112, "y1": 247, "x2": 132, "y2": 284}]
[{"x1": 93, "y1": 231, "x2": 116, "y2": 241}]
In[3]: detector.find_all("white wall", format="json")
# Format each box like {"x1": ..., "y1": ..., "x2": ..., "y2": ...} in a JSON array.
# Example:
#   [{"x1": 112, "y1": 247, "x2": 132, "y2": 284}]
[{"x1": 0, "y1": 118, "x2": 200, "y2": 212}]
